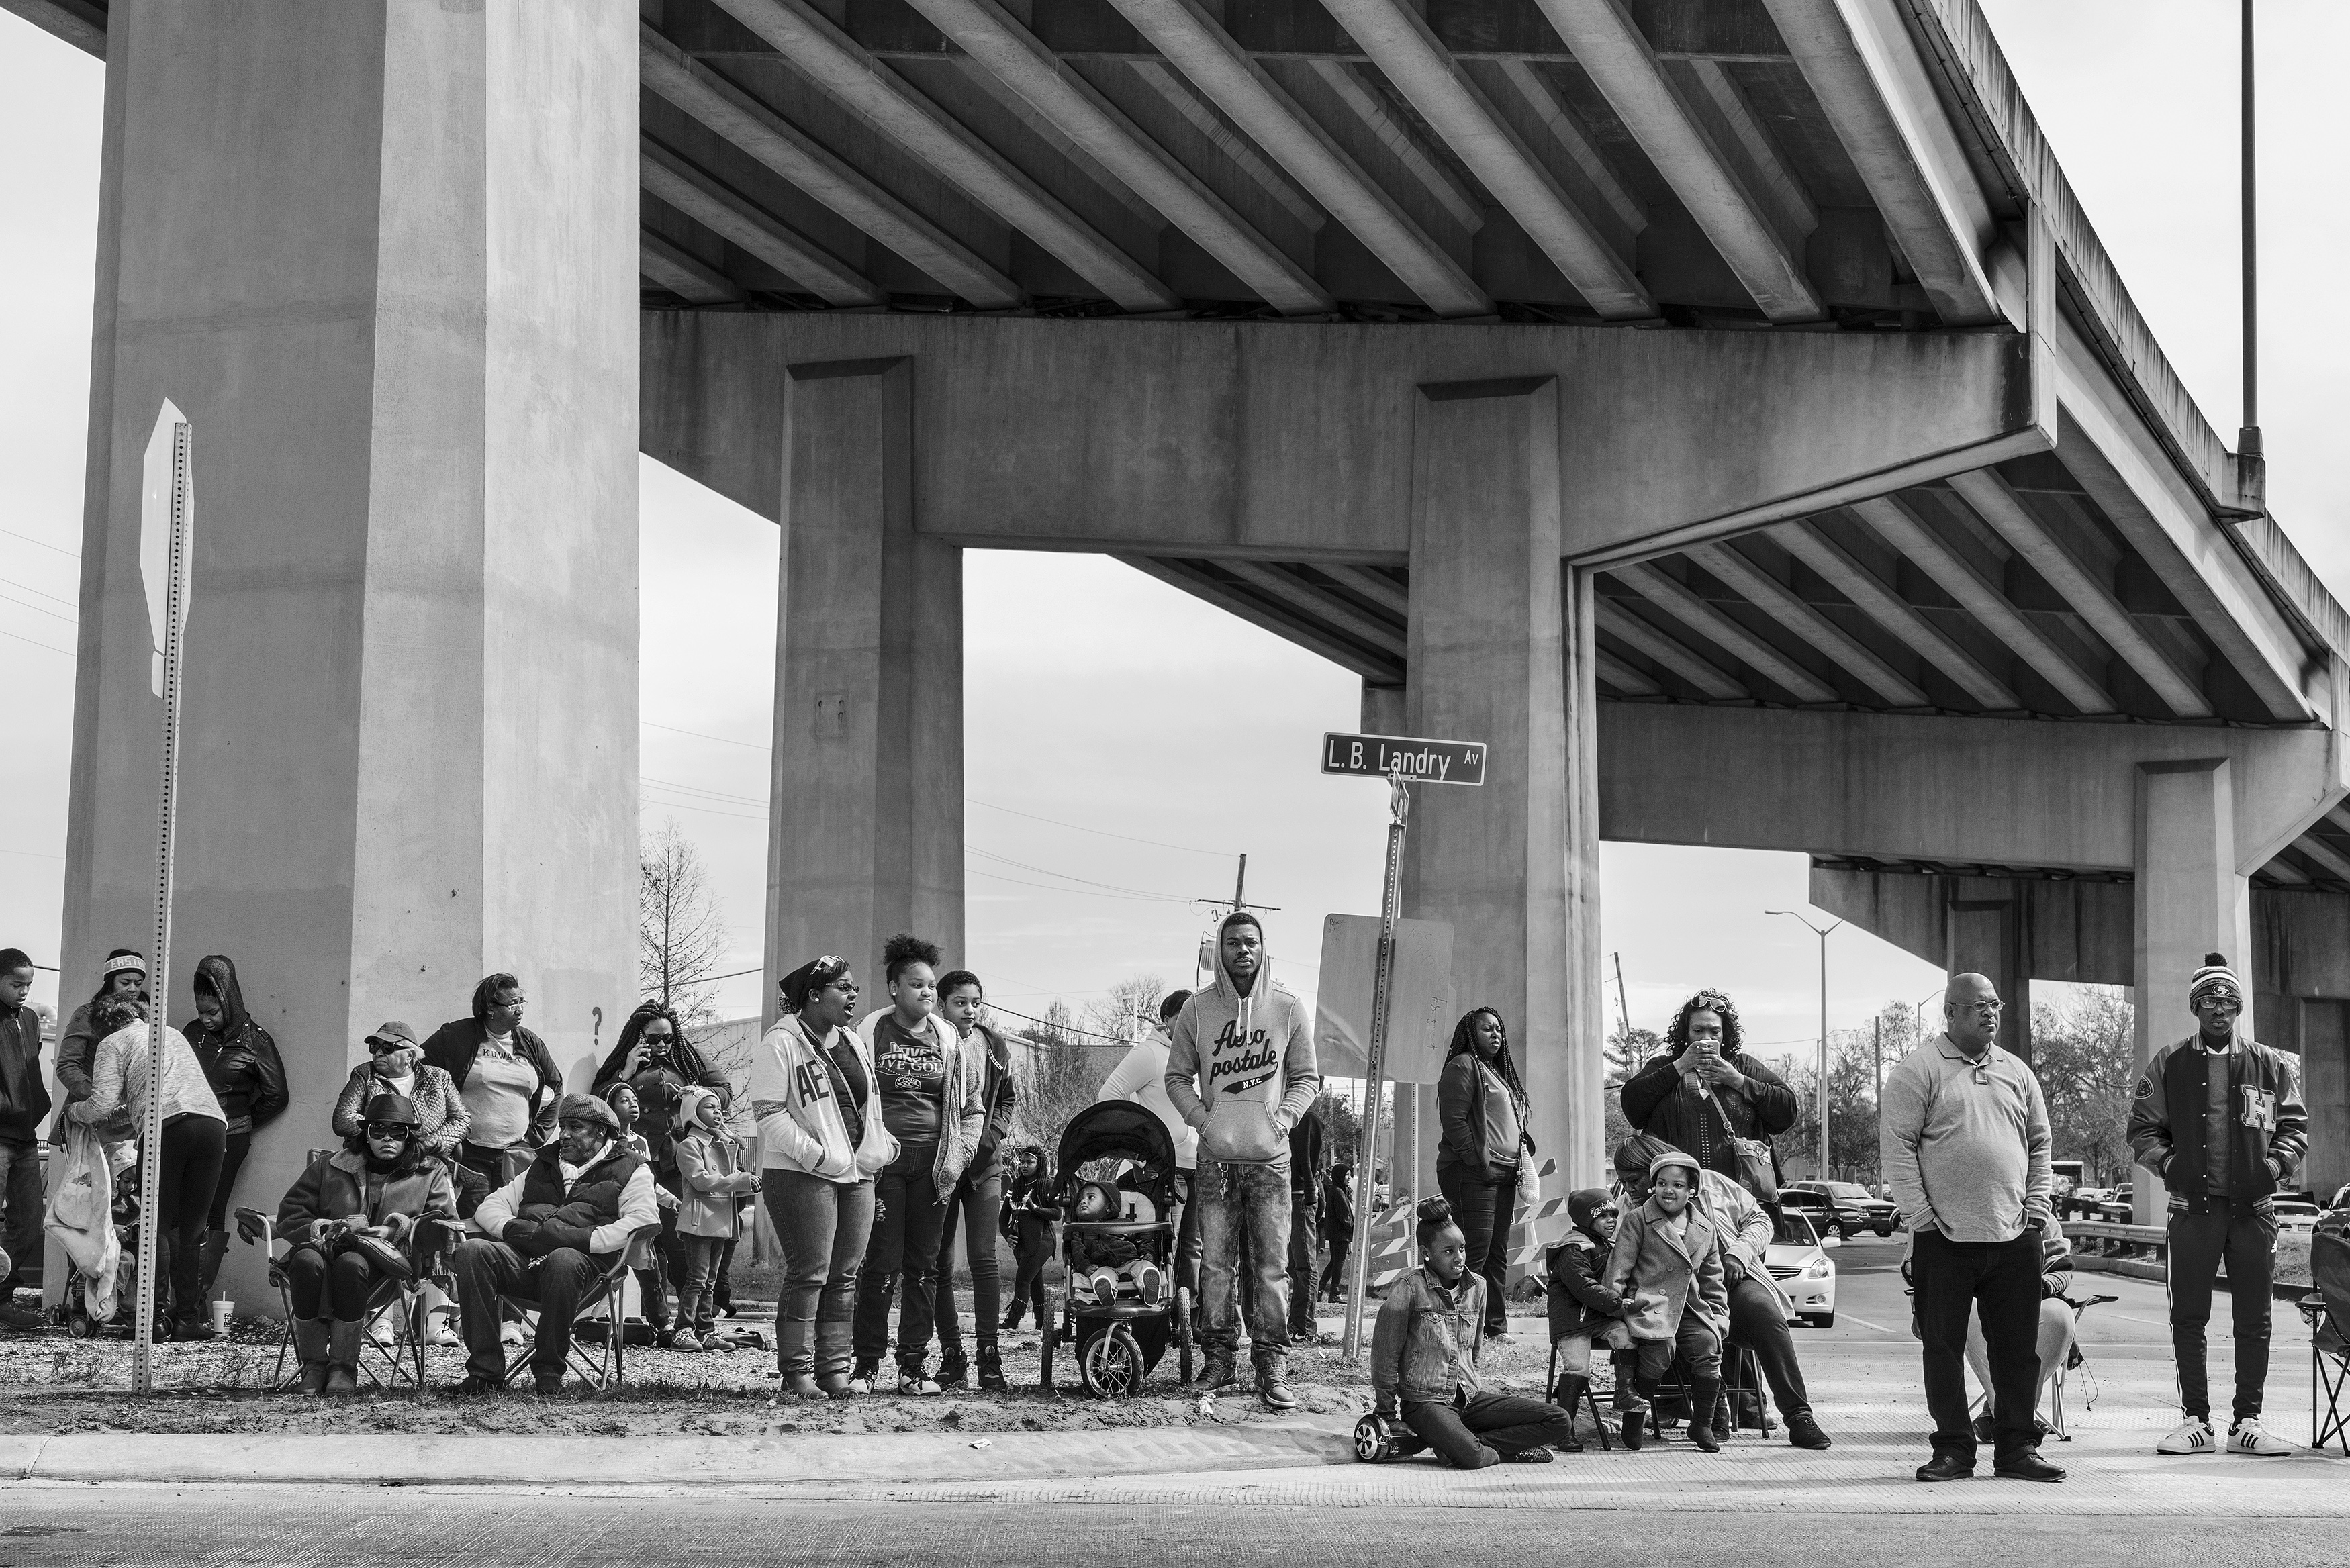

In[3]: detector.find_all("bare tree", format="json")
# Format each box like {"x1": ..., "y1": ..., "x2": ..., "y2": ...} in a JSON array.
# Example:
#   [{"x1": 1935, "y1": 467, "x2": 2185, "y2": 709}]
[
  {"x1": 2032, "y1": 987, "x2": 2137, "y2": 1184},
  {"x1": 1009, "y1": 998, "x2": 1104, "y2": 1151},
  {"x1": 639, "y1": 818, "x2": 728, "y2": 1028},
  {"x1": 1084, "y1": 973, "x2": 1168, "y2": 1044}
]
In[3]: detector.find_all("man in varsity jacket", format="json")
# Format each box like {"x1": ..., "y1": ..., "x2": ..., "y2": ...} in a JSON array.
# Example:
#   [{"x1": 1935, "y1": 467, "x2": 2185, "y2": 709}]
[{"x1": 2127, "y1": 952, "x2": 2307, "y2": 1457}]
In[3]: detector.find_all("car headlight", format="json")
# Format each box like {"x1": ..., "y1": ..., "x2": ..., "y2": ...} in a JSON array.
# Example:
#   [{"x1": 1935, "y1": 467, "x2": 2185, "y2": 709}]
[{"x1": 1804, "y1": 1256, "x2": 1832, "y2": 1279}]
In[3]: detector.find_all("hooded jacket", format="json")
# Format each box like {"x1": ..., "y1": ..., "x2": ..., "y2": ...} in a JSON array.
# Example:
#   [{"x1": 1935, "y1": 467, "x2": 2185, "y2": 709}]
[
  {"x1": 1605, "y1": 1191, "x2": 1730, "y2": 1342},
  {"x1": 1165, "y1": 914, "x2": 1321, "y2": 1167},
  {"x1": 181, "y1": 955, "x2": 289, "y2": 1138},
  {"x1": 1098, "y1": 1024, "x2": 1198, "y2": 1171},
  {"x1": 750, "y1": 1012, "x2": 900, "y2": 1183},
  {"x1": 857, "y1": 1007, "x2": 987, "y2": 1193},
  {"x1": 673, "y1": 1085, "x2": 760, "y2": 1238}
]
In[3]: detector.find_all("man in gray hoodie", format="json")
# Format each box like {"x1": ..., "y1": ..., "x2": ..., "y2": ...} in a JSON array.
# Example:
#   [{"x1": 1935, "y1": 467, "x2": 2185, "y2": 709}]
[{"x1": 1166, "y1": 912, "x2": 1320, "y2": 1409}]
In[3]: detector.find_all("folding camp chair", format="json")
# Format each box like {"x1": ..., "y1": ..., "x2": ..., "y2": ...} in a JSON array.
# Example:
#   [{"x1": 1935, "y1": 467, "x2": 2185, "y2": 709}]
[
  {"x1": 1543, "y1": 1339, "x2": 1613, "y2": 1451},
  {"x1": 2294, "y1": 1217, "x2": 2350, "y2": 1455},
  {"x1": 1644, "y1": 1340, "x2": 1771, "y2": 1440},
  {"x1": 495, "y1": 1224, "x2": 662, "y2": 1393},
  {"x1": 2044, "y1": 1293, "x2": 2116, "y2": 1440},
  {"x1": 234, "y1": 1204, "x2": 458, "y2": 1392}
]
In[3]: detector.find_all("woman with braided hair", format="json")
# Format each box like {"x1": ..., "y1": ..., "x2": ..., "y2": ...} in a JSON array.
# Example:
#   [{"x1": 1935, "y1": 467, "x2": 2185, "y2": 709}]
[{"x1": 1619, "y1": 989, "x2": 1797, "y2": 1196}]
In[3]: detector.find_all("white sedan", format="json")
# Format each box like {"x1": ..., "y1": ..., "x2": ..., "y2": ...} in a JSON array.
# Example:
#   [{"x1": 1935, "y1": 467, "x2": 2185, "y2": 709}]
[{"x1": 1765, "y1": 1212, "x2": 1838, "y2": 1328}]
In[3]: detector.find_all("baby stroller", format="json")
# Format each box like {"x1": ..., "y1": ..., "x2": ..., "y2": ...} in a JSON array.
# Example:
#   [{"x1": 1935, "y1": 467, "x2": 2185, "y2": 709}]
[
  {"x1": 60, "y1": 1157, "x2": 156, "y2": 1340},
  {"x1": 1043, "y1": 1101, "x2": 1192, "y2": 1396}
]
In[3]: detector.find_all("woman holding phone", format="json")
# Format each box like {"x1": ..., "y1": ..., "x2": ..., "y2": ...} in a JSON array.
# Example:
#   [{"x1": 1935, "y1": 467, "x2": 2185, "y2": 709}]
[{"x1": 1619, "y1": 989, "x2": 1797, "y2": 1197}]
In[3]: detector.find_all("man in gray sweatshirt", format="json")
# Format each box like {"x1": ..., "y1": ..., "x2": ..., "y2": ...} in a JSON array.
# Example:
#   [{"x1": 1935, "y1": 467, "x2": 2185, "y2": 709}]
[
  {"x1": 1166, "y1": 912, "x2": 1320, "y2": 1410},
  {"x1": 1881, "y1": 971, "x2": 2061, "y2": 1485}
]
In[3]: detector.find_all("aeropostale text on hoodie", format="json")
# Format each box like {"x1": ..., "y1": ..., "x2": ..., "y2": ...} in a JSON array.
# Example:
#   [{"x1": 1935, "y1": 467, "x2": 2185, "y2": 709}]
[{"x1": 1165, "y1": 912, "x2": 1321, "y2": 1167}]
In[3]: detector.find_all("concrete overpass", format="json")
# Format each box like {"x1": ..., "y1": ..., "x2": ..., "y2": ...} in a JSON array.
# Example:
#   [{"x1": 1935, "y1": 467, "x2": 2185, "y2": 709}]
[{"x1": 17, "y1": 0, "x2": 2349, "y2": 1255}]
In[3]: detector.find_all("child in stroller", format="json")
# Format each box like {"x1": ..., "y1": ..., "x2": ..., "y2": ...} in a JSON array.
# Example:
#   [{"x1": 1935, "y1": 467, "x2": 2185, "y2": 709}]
[{"x1": 1049, "y1": 1101, "x2": 1190, "y2": 1396}]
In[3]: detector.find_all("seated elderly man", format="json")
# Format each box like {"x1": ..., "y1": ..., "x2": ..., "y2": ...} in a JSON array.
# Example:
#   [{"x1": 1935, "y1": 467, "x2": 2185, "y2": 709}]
[
  {"x1": 451, "y1": 1093, "x2": 658, "y2": 1394},
  {"x1": 1611, "y1": 1134, "x2": 1830, "y2": 1450}
]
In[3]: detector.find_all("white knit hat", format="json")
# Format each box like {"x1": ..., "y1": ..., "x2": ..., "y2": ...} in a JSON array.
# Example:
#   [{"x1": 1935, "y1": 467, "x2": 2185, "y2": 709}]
[{"x1": 2188, "y1": 952, "x2": 2243, "y2": 1007}]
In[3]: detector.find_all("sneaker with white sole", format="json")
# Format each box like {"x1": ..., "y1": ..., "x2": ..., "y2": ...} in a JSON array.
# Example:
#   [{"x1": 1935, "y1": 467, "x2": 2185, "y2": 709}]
[
  {"x1": 2228, "y1": 1418, "x2": 2292, "y2": 1456},
  {"x1": 499, "y1": 1321, "x2": 526, "y2": 1350},
  {"x1": 2156, "y1": 1416, "x2": 2216, "y2": 1455},
  {"x1": 898, "y1": 1370, "x2": 943, "y2": 1396}
]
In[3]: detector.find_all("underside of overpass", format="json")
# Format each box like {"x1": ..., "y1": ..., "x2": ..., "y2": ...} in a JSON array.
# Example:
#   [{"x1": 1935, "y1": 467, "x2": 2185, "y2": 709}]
[{"x1": 28, "y1": 0, "x2": 2350, "y2": 1281}]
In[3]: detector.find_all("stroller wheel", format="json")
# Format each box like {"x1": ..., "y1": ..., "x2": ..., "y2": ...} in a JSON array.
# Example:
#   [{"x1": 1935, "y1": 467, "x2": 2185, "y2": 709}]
[
  {"x1": 1080, "y1": 1325, "x2": 1146, "y2": 1398},
  {"x1": 66, "y1": 1308, "x2": 92, "y2": 1340}
]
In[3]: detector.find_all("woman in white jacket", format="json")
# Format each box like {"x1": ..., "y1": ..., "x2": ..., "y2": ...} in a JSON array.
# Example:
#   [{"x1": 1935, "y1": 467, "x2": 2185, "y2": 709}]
[
  {"x1": 848, "y1": 934, "x2": 987, "y2": 1396},
  {"x1": 751, "y1": 955, "x2": 895, "y2": 1400}
]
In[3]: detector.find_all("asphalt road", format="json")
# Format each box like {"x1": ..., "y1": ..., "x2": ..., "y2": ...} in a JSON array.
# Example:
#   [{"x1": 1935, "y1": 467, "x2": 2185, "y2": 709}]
[{"x1": 0, "y1": 1492, "x2": 2338, "y2": 1568}]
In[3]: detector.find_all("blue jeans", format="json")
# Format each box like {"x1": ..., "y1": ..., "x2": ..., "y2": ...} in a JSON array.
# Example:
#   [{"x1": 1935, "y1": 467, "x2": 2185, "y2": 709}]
[
  {"x1": 763, "y1": 1169, "x2": 874, "y2": 1377},
  {"x1": 1196, "y1": 1155, "x2": 1290, "y2": 1361},
  {"x1": 0, "y1": 1139, "x2": 41, "y2": 1288}
]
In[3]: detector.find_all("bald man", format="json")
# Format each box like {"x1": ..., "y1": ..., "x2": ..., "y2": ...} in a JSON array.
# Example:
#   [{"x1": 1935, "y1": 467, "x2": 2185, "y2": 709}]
[{"x1": 1881, "y1": 973, "x2": 2061, "y2": 1485}]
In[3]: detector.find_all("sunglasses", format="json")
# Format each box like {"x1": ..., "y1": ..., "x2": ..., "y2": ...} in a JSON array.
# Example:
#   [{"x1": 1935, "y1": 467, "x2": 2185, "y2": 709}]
[{"x1": 364, "y1": 1122, "x2": 410, "y2": 1139}]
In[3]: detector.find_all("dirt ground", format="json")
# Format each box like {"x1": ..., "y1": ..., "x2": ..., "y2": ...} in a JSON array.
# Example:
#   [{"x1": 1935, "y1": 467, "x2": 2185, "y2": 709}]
[{"x1": 0, "y1": 1302, "x2": 1560, "y2": 1440}]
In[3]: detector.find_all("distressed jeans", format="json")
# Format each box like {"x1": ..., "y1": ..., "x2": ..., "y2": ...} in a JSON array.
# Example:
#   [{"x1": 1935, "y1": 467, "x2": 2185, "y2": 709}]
[{"x1": 1196, "y1": 1155, "x2": 1291, "y2": 1361}]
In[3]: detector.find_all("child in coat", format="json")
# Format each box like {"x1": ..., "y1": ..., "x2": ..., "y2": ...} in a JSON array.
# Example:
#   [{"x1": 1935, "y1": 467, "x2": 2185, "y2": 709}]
[
  {"x1": 671, "y1": 1085, "x2": 760, "y2": 1349},
  {"x1": 1605, "y1": 1150, "x2": 1730, "y2": 1451},
  {"x1": 1544, "y1": 1187, "x2": 1632, "y2": 1444}
]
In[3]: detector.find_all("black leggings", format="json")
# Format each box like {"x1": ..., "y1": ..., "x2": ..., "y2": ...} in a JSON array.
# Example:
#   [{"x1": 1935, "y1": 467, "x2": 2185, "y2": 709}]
[
  {"x1": 153, "y1": 1114, "x2": 226, "y2": 1317},
  {"x1": 206, "y1": 1130, "x2": 252, "y2": 1230},
  {"x1": 283, "y1": 1246, "x2": 389, "y2": 1321},
  {"x1": 1005, "y1": 1215, "x2": 1052, "y2": 1326}
]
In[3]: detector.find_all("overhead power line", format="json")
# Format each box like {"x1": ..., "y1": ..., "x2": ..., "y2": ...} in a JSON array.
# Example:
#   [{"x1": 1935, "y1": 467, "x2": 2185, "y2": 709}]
[{"x1": 0, "y1": 524, "x2": 78, "y2": 559}]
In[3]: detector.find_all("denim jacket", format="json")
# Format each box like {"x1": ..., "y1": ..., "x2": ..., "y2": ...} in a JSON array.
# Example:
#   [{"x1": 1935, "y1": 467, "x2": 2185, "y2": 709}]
[{"x1": 1371, "y1": 1265, "x2": 1486, "y2": 1409}]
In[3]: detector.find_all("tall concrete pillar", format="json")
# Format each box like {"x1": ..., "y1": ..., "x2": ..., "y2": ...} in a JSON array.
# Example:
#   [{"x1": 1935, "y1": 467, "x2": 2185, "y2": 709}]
[
  {"x1": 763, "y1": 359, "x2": 965, "y2": 1021},
  {"x1": 2132, "y1": 761, "x2": 2253, "y2": 1223},
  {"x1": 60, "y1": 3, "x2": 640, "y2": 1309},
  {"x1": 1402, "y1": 376, "x2": 1603, "y2": 1197},
  {"x1": 1946, "y1": 895, "x2": 2033, "y2": 1060}
]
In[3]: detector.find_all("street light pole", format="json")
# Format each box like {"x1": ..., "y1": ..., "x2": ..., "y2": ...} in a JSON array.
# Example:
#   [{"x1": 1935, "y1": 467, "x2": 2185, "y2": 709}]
[{"x1": 1768, "y1": 910, "x2": 1842, "y2": 1180}]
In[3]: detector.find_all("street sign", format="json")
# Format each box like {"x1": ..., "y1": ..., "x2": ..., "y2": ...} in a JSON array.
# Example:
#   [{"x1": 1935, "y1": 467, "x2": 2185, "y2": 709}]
[
  {"x1": 139, "y1": 401, "x2": 195, "y2": 697},
  {"x1": 1314, "y1": 914, "x2": 1454, "y2": 1083},
  {"x1": 1320, "y1": 732, "x2": 1485, "y2": 786}
]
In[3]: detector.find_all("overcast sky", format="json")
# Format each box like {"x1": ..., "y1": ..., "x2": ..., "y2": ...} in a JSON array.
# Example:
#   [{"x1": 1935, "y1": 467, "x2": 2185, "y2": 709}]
[{"x1": 3, "y1": 4, "x2": 2344, "y2": 1075}]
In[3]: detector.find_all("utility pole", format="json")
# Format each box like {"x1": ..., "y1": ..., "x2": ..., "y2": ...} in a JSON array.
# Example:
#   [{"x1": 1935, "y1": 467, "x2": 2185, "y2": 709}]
[
  {"x1": 1612, "y1": 951, "x2": 1634, "y2": 1044},
  {"x1": 2239, "y1": 0, "x2": 2261, "y2": 460}
]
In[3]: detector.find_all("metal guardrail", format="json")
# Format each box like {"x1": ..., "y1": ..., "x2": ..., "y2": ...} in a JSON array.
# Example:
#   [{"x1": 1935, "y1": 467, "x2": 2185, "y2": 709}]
[{"x1": 2063, "y1": 1220, "x2": 2168, "y2": 1248}]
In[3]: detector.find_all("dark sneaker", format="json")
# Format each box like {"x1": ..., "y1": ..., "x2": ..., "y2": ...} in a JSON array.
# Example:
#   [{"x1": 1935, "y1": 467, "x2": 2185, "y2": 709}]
[
  {"x1": 532, "y1": 1374, "x2": 564, "y2": 1395},
  {"x1": 1256, "y1": 1365, "x2": 1298, "y2": 1412},
  {"x1": 1201, "y1": 1351, "x2": 1239, "y2": 1392},
  {"x1": 453, "y1": 1375, "x2": 501, "y2": 1396},
  {"x1": 1786, "y1": 1412, "x2": 1832, "y2": 1451},
  {"x1": 1972, "y1": 1412, "x2": 1997, "y2": 1446}
]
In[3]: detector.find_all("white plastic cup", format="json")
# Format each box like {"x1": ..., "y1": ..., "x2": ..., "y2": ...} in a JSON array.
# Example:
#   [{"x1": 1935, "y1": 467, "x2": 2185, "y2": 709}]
[{"x1": 210, "y1": 1299, "x2": 233, "y2": 1335}]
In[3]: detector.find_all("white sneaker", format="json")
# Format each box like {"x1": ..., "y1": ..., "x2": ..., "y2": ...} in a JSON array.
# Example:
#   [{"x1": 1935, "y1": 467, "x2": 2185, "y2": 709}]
[
  {"x1": 499, "y1": 1321, "x2": 525, "y2": 1349},
  {"x1": 2228, "y1": 1418, "x2": 2292, "y2": 1456},
  {"x1": 898, "y1": 1371, "x2": 942, "y2": 1396},
  {"x1": 2156, "y1": 1416, "x2": 2216, "y2": 1455}
]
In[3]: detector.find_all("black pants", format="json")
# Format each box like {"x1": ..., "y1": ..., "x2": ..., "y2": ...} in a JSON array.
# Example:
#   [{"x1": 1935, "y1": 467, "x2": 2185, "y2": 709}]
[
  {"x1": 1174, "y1": 1169, "x2": 1203, "y2": 1304},
  {"x1": 853, "y1": 1154, "x2": 946, "y2": 1374},
  {"x1": 1912, "y1": 1228, "x2": 2040, "y2": 1462},
  {"x1": 453, "y1": 1239, "x2": 602, "y2": 1383},
  {"x1": 152, "y1": 1114, "x2": 226, "y2": 1320},
  {"x1": 1402, "y1": 1389, "x2": 1575, "y2": 1469},
  {"x1": 933, "y1": 1167, "x2": 1004, "y2": 1357},
  {"x1": 283, "y1": 1245, "x2": 389, "y2": 1321},
  {"x1": 1005, "y1": 1214, "x2": 1052, "y2": 1326},
  {"x1": 206, "y1": 1130, "x2": 252, "y2": 1230},
  {"x1": 1319, "y1": 1230, "x2": 1352, "y2": 1300},
  {"x1": 2168, "y1": 1204, "x2": 2277, "y2": 1422},
  {"x1": 1726, "y1": 1273, "x2": 1812, "y2": 1420},
  {"x1": 1286, "y1": 1195, "x2": 1320, "y2": 1336},
  {"x1": 1438, "y1": 1164, "x2": 1517, "y2": 1334}
]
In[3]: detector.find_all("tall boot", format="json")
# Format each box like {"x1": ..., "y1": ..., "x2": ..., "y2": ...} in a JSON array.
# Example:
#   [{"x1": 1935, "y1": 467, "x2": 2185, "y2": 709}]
[
  {"x1": 293, "y1": 1318, "x2": 332, "y2": 1396},
  {"x1": 1687, "y1": 1376, "x2": 1723, "y2": 1453},
  {"x1": 1550, "y1": 1373, "x2": 1589, "y2": 1453},
  {"x1": 198, "y1": 1229, "x2": 230, "y2": 1300},
  {"x1": 326, "y1": 1318, "x2": 364, "y2": 1396},
  {"x1": 1623, "y1": 1374, "x2": 1657, "y2": 1450}
]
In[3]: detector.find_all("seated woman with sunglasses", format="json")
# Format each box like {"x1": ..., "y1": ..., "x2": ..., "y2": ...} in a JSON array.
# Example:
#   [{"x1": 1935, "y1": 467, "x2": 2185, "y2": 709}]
[{"x1": 277, "y1": 1093, "x2": 458, "y2": 1395}]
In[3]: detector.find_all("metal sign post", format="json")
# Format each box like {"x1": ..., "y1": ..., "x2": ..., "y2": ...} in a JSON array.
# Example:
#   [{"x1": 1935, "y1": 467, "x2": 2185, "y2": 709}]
[
  {"x1": 1343, "y1": 766, "x2": 1409, "y2": 1358},
  {"x1": 133, "y1": 401, "x2": 195, "y2": 1395},
  {"x1": 1331, "y1": 730, "x2": 1483, "y2": 1357}
]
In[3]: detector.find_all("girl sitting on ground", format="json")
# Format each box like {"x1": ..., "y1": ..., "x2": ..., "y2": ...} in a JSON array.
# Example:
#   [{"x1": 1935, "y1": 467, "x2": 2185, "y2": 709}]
[
  {"x1": 1370, "y1": 1196, "x2": 1576, "y2": 1468},
  {"x1": 1605, "y1": 1150, "x2": 1730, "y2": 1452}
]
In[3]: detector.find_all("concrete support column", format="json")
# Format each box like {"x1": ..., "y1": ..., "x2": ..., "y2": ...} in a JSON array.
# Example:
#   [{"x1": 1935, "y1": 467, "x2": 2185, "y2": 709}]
[
  {"x1": 1402, "y1": 376, "x2": 1602, "y2": 1196},
  {"x1": 764, "y1": 359, "x2": 965, "y2": 1020},
  {"x1": 60, "y1": 3, "x2": 638, "y2": 1310},
  {"x1": 2132, "y1": 761, "x2": 2253, "y2": 1223},
  {"x1": 1946, "y1": 895, "x2": 2032, "y2": 1060}
]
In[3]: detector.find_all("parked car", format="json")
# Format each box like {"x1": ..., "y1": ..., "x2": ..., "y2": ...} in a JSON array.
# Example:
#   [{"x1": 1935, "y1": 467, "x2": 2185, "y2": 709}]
[
  {"x1": 1765, "y1": 1212, "x2": 1836, "y2": 1328},
  {"x1": 1777, "y1": 1187, "x2": 1836, "y2": 1236},
  {"x1": 2091, "y1": 1186, "x2": 2136, "y2": 1224},
  {"x1": 2273, "y1": 1194, "x2": 2320, "y2": 1231},
  {"x1": 1782, "y1": 1180, "x2": 1897, "y2": 1238}
]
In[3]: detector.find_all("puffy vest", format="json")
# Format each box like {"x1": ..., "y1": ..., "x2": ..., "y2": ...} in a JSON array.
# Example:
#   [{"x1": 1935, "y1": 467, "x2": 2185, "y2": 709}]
[{"x1": 516, "y1": 1143, "x2": 643, "y2": 1230}]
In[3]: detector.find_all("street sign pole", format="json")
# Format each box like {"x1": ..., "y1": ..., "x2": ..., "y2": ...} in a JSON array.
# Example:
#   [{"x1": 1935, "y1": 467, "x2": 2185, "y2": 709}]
[
  {"x1": 1343, "y1": 766, "x2": 1409, "y2": 1358},
  {"x1": 134, "y1": 404, "x2": 194, "y2": 1395}
]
